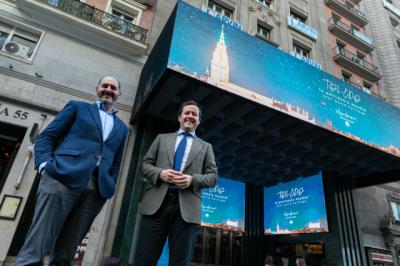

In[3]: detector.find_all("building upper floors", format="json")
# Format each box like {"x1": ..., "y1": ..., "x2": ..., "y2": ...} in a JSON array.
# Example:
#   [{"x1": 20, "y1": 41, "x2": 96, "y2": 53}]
[
  {"x1": 184, "y1": 0, "x2": 384, "y2": 99},
  {"x1": 0, "y1": 0, "x2": 156, "y2": 109},
  {"x1": 1, "y1": 0, "x2": 396, "y2": 103}
]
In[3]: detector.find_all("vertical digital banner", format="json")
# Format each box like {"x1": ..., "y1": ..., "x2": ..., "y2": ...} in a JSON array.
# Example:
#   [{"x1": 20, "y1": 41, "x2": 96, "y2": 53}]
[
  {"x1": 264, "y1": 173, "x2": 328, "y2": 235},
  {"x1": 157, "y1": 177, "x2": 245, "y2": 265},
  {"x1": 201, "y1": 177, "x2": 245, "y2": 232}
]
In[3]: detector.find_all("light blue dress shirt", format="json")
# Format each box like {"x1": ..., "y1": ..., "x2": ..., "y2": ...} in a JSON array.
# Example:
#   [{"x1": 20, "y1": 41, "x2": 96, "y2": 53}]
[{"x1": 38, "y1": 101, "x2": 118, "y2": 173}]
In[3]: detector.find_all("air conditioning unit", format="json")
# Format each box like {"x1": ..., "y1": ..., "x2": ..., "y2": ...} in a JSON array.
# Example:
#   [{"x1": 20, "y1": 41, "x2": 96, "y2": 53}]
[{"x1": 4, "y1": 42, "x2": 30, "y2": 58}]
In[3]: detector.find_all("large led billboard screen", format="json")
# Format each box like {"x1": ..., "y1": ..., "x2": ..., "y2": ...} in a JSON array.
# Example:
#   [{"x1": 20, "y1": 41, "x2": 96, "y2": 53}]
[
  {"x1": 264, "y1": 173, "x2": 328, "y2": 235},
  {"x1": 166, "y1": 1, "x2": 400, "y2": 158}
]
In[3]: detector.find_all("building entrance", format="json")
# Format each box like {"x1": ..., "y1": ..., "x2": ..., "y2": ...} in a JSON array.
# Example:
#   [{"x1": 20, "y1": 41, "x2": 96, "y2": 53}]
[
  {"x1": 192, "y1": 227, "x2": 243, "y2": 266},
  {"x1": 0, "y1": 121, "x2": 26, "y2": 193}
]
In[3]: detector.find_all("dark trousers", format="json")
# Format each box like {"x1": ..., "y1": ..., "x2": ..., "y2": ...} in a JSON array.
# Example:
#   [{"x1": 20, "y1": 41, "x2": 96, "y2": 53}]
[
  {"x1": 134, "y1": 190, "x2": 197, "y2": 266},
  {"x1": 16, "y1": 173, "x2": 106, "y2": 266}
]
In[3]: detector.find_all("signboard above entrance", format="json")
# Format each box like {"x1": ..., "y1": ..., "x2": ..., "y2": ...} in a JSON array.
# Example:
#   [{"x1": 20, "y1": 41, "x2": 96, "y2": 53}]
[{"x1": 166, "y1": 1, "x2": 400, "y2": 158}]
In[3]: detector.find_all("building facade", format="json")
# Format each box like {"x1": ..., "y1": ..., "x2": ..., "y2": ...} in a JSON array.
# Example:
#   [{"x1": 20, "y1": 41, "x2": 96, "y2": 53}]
[
  {"x1": 0, "y1": 0, "x2": 154, "y2": 264},
  {"x1": 1, "y1": 0, "x2": 400, "y2": 265}
]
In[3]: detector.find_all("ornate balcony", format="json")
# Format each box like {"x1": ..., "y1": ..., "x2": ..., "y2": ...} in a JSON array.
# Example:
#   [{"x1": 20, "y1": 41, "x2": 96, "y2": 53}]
[
  {"x1": 328, "y1": 18, "x2": 374, "y2": 53},
  {"x1": 325, "y1": 0, "x2": 367, "y2": 26},
  {"x1": 332, "y1": 47, "x2": 381, "y2": 81},
  {"x1": 135, "y1": 0, "x2": 156, "y2": 6},
  {"x1": 17, "y1": 0, "x2": 148, "y2": 56}
]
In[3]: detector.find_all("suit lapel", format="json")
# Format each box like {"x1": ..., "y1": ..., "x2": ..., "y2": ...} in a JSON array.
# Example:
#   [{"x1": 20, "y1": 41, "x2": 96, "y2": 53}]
[
  {"x1": 166, "y1": 132, "x2": 177, "y2": 166},
  {"x1": 88, "y1": 103, "x2": 103, "y2": 139},
  {"x1": 105, "y1": 116, "x2": 122, "y2": 142},
  {"x1": 182, "y1": 137, "x2": 202, "y2": 172}
]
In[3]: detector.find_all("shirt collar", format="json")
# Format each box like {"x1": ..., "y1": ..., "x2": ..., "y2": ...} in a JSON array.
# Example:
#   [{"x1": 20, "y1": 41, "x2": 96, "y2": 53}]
[
  {"x1": 178, "y1": 128, "x2": 195, "y2": 138},
  {"x1": 96, "y1": 100, "x2": 118, "y2": 115}
]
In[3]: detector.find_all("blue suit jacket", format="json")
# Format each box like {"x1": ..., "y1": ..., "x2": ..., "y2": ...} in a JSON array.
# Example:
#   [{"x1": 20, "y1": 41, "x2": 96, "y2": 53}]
[{"x1": 34, "y1": 100, "x2": 128, "y2": 198}]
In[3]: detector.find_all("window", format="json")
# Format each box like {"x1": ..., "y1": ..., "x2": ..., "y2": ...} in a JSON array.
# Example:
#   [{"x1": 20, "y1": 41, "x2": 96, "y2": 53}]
[
  {"x1": 390, "y1": 17, "x2": 399, "y2": 28},
  {"x1": 110, "y1": 0, "x2": 145, "y2": 26},
  {"x1": 208, "y1": 0, "x2": 233, "y2": 19},
  {"x1": 293, "y1": 43, "x2": 310, "y2": 58},
  {"x1": 112, "y1": 9, "x2": 138, "y2": 24},
  {"x1": 0, "y1": 20, "x2": 42, "y2": 61},
  {"x1": 332, "y1": 13, "x2": 341, "y2": 23},
  {"x1": 257, "y1": 0, "x2": 271, "y2": 8},
  {"x1": 337, "y1": 41, "x2": 346, "y2": 54},
  {"x1": 354, "y1": 52, "x2": 365, "y2": 65},
  {"x1": 257, "y1": 24, "x2": 271, "y2": 40},
  {"x1": 290, "y1": 11, "x2": 306, "y2": 23},
  {"x1": 362, "y1": 81, "x2": 372, "y2": 94},
  {"x1": 391, "y1": 201, "x2": 400, "y2": 222},
  {"x1": 342, "y1": 71, "x2": 352, "y2": 83},
  {"x1": 345, "y1": 1, "x2": 354, "y2": 10},
  {"x1": 351, "y1": 24, "x2": 360, "y2": 32}
]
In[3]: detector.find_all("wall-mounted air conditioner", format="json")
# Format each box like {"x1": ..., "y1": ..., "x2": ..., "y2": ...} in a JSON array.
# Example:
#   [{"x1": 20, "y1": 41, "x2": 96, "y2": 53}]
[{"x1": 3, "y1": 42, "x2": 30, "y2": 58}]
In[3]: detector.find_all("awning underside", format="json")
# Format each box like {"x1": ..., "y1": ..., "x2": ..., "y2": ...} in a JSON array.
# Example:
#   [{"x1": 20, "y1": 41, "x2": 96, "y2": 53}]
[{"x1": 136, "y1": 70, "x2": 400, "y2": 186}]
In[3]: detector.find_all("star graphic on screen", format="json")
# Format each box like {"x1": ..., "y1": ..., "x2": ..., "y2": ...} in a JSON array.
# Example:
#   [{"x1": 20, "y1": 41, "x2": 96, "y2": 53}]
[
  {"x1": 289, "y1": 220, "x2": 293, "y2": 225},
  {"x1": 205, "y1": 213, "x2": 210, "y2": 218}
]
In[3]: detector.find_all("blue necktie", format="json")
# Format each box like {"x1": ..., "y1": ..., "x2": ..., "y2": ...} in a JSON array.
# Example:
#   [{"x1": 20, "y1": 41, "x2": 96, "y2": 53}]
[{"x1": 173, "y1": 132, "x2": 191, "y2": 171}]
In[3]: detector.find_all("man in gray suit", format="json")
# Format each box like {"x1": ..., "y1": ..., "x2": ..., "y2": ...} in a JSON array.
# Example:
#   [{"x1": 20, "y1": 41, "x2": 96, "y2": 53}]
[{"x1": 135, "y1": 100, "x2": 218, "y2": 266}]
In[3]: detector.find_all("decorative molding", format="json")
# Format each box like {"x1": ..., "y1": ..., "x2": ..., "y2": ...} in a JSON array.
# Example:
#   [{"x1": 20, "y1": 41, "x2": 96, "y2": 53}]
[
  {"x1": 0, "y1": 66, "x2": 133, "y2": 112},
  {"x1": 254, "y1": 2, "x2": 280, "y2": 26}
]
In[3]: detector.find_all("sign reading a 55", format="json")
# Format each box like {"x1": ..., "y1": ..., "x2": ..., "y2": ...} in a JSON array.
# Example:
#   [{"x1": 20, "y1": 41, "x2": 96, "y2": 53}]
[{"x1": 0, "y1": 103, "x2": 29, "y2": 120}]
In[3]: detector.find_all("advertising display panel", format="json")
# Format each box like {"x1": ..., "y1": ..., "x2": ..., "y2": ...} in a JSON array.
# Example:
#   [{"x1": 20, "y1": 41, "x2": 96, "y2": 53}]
[
  {"x1": 157, "y1": 177, "x2": 245, "y2": 265},
  {"x1": 201, "y1": 177, "x2": 245, "y2": 232},
  {"x1": 264, "y1": 173, "x2": 328, "y2": 235},
  {"x1": 167, "y1": 1, "x2": 400, "y2": 158}
]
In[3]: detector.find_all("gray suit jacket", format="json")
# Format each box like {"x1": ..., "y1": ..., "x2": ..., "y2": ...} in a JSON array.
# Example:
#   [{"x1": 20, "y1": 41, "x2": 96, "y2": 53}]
[{"x1": 140, "y1": 132, "x2": 218, "y2": 224}]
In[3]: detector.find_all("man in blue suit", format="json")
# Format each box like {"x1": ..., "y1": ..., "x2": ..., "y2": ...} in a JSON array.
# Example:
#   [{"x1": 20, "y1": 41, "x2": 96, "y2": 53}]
[{"x1": 16, "y1": 76, "x2": 128, "y2": 266}]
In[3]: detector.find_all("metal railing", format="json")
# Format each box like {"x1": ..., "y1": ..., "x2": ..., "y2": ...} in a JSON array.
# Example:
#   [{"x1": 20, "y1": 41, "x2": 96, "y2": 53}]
[
  {"x1": 325, "y1": 0, "x2": 367, "y2": 21},
  {"x1": 332, "y1": 46, "x2": 380, "y2": 75},
  {"x1": 38, "y1": 0, "x2": 148, "y2": 43},
  {"x1": 328, "y1": 18, "x2": 373, "y2": 46}
]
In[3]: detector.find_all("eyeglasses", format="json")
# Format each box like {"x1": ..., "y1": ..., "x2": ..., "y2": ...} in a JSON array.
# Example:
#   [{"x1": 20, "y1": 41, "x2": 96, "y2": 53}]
[{"x1": 101, "y1": 83, "x2": 117, "y2": 91}]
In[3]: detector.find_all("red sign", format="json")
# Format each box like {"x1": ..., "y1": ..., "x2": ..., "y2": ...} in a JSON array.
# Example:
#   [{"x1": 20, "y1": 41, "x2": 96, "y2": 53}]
[{"x1": 371, "y1": 252, "x2": 393, "y2": 263}]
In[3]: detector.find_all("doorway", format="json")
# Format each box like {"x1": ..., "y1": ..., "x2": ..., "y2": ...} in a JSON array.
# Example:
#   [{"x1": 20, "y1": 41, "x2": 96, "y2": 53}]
[{"x1": 0, "y1": 121, "x2": 26, "y2": 193}]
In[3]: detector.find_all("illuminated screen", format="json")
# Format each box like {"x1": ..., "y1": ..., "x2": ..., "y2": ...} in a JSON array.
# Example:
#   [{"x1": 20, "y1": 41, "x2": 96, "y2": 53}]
[
  {"x1": 264, "y1": 173, "x2": 328, "y2": 235},
  {"x1": 157, "y1": 177, "x2": 245, "y2": 265},
  {"x1": 201, "y1": 177, "x2": 245, "y2": 232}
]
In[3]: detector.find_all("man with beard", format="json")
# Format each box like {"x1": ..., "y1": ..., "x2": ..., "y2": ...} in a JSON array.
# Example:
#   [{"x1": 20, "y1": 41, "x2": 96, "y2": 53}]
[
  {"x1": 135, "y1": 100, "x2": 218, "y2": 266},
  {"x1": 16, "y1": 76, "x2": 128, "y2": 266}
]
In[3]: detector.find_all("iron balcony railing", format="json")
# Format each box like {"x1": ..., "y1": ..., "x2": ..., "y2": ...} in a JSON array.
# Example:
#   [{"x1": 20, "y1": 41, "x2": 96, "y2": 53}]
[
  {"x1": 39, "y1": 0, "x2": 148, "y2": 43},
  {"x1": 328, "y1": 18, "x2": 373, "y2": 46},
  {"x1": 325, "y1": 0, "x2": 367, "y2": 21},
  {"x1": 333, "y1": 46, "x2": 380, "y2": 75}
]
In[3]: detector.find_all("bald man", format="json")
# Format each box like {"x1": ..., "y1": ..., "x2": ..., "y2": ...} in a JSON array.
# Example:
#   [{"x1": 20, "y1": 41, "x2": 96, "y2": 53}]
[{"x1": 16, "y1": 77, "x2": 128, "y2": 266}]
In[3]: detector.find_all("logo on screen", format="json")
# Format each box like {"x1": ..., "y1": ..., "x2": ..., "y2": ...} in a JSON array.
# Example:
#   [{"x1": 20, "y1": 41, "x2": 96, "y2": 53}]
[
  {"x1": 209, "y1": 186, "x2": 225, "y2": 194},
  {"x1": 277, "y1": 187, "x2": 304, "y2": 199}
]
